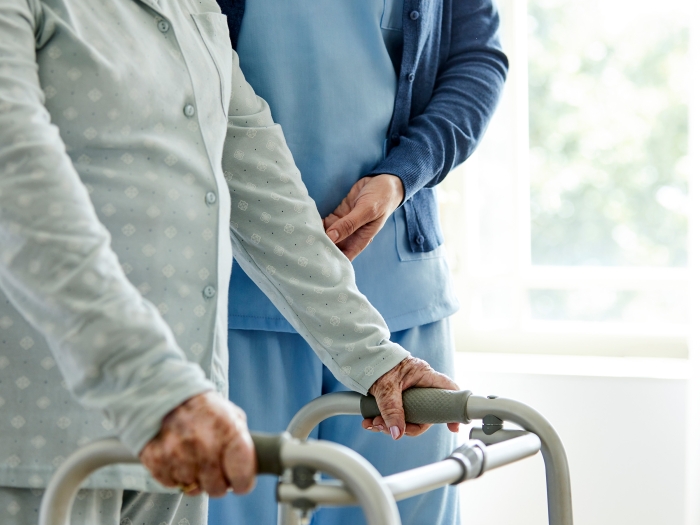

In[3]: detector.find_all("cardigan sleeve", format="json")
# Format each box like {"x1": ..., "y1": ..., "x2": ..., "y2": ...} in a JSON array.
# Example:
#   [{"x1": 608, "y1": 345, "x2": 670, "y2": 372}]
[{"x1": 368, "y1": 0, "x2": 509, "y2": 202}]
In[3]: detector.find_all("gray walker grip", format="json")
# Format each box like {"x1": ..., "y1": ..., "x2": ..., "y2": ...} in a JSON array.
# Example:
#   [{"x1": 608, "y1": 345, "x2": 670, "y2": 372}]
[
  {"x1": 360, "y1": 388, "x2": 472, "y2": 424},
  {"x1": 251, "y1": 432, "x2": 289, "y2": 476}
]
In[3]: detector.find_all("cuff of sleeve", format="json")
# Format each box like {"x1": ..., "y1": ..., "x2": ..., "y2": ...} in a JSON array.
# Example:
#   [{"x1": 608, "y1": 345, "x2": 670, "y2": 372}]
[
  {"x1": 368, "y1": 143, "x2": 437, "y2": 203},
  {"x1": 116, "y1": 362, "x2": 216, "y2": 455},
  {"x1": 352, "y1": 344, "x2": 411, "y2": 394}
]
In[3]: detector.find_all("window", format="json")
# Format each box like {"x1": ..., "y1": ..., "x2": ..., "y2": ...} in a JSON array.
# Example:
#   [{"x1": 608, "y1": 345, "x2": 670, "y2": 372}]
[{"x1": 441, "y1": 0, "x2": 694, "y2": 358}]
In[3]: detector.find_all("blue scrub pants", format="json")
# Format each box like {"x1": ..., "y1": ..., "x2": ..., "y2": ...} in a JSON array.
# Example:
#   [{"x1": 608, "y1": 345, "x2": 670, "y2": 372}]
[{"x1": 208, "y1": 319, "x2": 460, "y2": 525}]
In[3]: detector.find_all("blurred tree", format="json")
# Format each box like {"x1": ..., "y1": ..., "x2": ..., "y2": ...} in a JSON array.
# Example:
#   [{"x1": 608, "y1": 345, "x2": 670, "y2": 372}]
[{"x1": 528, "y1": 0, "x2": 689, "y2": 266}]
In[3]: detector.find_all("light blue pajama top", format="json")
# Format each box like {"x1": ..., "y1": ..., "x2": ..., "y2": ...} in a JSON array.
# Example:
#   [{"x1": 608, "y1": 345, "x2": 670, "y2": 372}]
[
  {"x1": 0, "y1": 0, "x2": 409, "y2": 490},
  {"x1": 228, "y1": 0, "x2": 460, "y2": 333}
]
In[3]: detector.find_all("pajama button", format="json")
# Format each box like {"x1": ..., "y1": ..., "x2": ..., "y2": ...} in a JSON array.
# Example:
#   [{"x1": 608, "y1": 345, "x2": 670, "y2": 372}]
[
  {"x1": 205, "y1": 192, "x2": 217, "y2": 205},
  {"x1": 410, "y1": 10, "x2": 420, "y2": 20},
  {"x1": 157, "y1": 20, "x2": 170, "y2": 33},
  {"x1": 183, "y1": 104, "x2": 195, "y2": 117},
  {"x1": 203, "y1": 285, "x2": 216, "y2": 299}
]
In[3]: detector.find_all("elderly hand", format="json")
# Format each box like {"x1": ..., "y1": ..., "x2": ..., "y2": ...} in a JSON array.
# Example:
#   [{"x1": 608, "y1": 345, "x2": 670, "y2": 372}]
[
  {"x1": 323, "y1": 174, "x2": 404, "y2": 261},
  {"x1": 139, "y1": 391, "x2": 256, "y2": 498},
  {"x1": 365, "y1": 357, "x2": 461, "y2": 439}
]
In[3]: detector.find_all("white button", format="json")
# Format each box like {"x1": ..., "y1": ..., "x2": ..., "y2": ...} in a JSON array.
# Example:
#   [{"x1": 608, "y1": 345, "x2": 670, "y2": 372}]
[
  {"x1": 157, "y1": 20, "x2": 170, "y2": 33},
  {"x1": 183, "y1": 104, "x2": 195, "y2": 117},
  {"x1": 203, "y1": 286, "x2": 216, "y2": 299},
  {"x1": 205, "y1": 192, "x2": 217, "y2": 205}
]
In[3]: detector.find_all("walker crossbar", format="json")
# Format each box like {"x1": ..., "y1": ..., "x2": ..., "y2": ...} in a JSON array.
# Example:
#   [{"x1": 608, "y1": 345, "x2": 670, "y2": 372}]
[{"x1": 277, "y1": 433, "x2": 542, "y2": 506}]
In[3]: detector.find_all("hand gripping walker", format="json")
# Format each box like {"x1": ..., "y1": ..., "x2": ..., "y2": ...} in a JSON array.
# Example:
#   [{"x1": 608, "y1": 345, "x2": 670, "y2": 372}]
[{"x1": 39, "y1": 388, "x2": 573, "y2": 525}]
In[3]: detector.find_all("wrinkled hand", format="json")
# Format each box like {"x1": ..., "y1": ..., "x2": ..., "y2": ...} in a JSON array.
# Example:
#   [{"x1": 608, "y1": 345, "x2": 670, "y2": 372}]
[
  {"x1": 365, "y1": 357, "x2": 461, "y2": 439},
  {"x1": 324, "y1": 174, "x2": 404, "y2": 260},
  {"x1": 140, "y1": 392, "x2": 256, "y2": 498}
]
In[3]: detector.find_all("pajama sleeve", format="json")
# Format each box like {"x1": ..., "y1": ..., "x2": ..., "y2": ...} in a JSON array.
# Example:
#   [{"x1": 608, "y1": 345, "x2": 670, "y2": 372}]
[
  {"x1": 0, "y1": 0, "x2": 214, "y2": 455},
  {"x1": 223, "y1": 52, "x2": 410, "y2": 394}
]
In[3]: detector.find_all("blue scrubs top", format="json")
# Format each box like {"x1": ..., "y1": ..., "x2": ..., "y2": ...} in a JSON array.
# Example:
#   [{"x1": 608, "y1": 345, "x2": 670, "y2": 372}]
[{"x1": 228, "y1": 0, "x2": 459, "y2": 333}]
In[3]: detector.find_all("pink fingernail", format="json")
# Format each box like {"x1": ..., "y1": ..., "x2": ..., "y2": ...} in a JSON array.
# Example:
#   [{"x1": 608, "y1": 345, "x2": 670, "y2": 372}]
[
  {"x1": 375, "y1": 424, "x2": 384, "y2": 432},
  {"x1": 390, "y1": 426, "x2": 400, "y2": 440},
  {"x1": 328, "y1": 230, "x2": 340, "y2": 242}
]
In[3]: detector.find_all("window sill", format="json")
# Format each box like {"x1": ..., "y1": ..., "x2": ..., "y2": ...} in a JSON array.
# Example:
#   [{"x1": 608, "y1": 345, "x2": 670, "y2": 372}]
[
  {"x1": 454, "y1": 351, "x2": 690, "y2": 380},
  {"x1": 454, "y1": 324, "x2": 688, "y2": 359}
]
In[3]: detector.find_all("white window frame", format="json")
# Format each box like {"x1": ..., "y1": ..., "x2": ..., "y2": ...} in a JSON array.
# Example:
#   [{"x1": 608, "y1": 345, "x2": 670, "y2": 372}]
[{"x1": 684, "y1": 2, "x2": 700, "y2": 522}]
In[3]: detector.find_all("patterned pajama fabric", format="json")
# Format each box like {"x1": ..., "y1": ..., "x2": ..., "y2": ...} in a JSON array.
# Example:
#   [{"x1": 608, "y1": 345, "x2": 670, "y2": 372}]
[
  {"x1": 0, "y1": 487, "x2": 207, "y2": 525},
  {"x1": 0, "y1": 0, "x2": 408, "y2": 492}
]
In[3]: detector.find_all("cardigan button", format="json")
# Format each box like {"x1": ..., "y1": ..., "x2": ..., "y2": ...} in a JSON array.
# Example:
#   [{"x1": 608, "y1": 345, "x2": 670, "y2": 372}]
[
  {"x1": 410, "y1": 10, "x2": 420, "y2": 20},
  {"x1": 416, "y1": 235, "x2": 425, "y2": 245},
  {"x1": 408, "y1": 72, "x2": 416, "y2": 82}
]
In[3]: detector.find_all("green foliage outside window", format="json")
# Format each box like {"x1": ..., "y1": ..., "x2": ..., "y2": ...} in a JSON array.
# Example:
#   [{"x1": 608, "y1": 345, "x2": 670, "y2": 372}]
[{"x1": 529, "y1": 0, "x2": 689, "y2": 267}]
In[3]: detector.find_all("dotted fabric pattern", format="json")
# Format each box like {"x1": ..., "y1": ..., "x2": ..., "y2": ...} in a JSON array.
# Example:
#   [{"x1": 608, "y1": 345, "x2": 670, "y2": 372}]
[
  {"x1": 0, "y1": 0, "x2": 408, "y2": 491},
  {"x1": 223, "y1": 65, "x2": 408, "y2": 395},
  {"x1": 0, "y1": 487, "x2": 207, "y2": 525}
]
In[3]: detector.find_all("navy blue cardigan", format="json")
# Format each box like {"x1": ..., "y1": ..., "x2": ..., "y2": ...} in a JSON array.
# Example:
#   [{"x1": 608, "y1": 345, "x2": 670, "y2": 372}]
[{"x1": 217, "y1": 0, "x2": 508, "y2": 252}]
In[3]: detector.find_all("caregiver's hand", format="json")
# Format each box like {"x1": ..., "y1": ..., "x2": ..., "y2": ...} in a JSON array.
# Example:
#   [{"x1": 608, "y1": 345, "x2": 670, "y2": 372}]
[
  {"x1": 323, "y1": 174, "x2": 404, "y2": 261},
  {"x1": 365, "y1": 357, "x2": 461, "y2": 439},
  {"x1": 140, "y1": 391, "x2": 256, "y2": 498}
]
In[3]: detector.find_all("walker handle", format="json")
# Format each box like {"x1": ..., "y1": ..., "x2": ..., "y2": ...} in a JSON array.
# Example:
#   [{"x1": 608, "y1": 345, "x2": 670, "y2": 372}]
[
  {"x1": 360, "y1": 388, "x2": 472, "y2": 424},
  {"x1": 251, "y1": 432, "x2": 289, "y2": 476}
]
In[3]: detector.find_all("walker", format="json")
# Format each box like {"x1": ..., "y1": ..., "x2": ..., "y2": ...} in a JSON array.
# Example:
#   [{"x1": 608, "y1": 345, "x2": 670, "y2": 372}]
[{"x1": 39, "y1": 388, "x2": 573, "y2": 525}]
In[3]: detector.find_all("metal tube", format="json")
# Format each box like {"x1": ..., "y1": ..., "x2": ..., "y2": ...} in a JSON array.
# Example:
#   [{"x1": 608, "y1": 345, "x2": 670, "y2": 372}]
[
  {"x1": 279, "y1": 391, "x2": 363, "y2": 525},
  {"x1": 280, "y1": 439, "x2": 400, "y2": 525},
  {"x1": 278, "y1": 470, "x2": 300, "y2": 525},
  {"x1": 278, "y1": 480, "x2": 353, "y2": 507},
  {"x1": 38, "y1": 438, "x2": 138, "y2": 525},
  {"x1": 277, "y1": 460, "x2": 463, "y2": 507},
  {"x1": 481, "y1": 433, "x2": 541, "y2": 472},
  {"x1": 285, "y1": 391, "x2": 362, "y2": 439},
  {"x1": 467, "y1": 396, "x2": 573, "y2": 525},
  {"x1": 382, "y1": 461, "x2": 465, "y2": 501},
  {"x1": 278, "y1": 435, "x2": 541, "y2": 506}
]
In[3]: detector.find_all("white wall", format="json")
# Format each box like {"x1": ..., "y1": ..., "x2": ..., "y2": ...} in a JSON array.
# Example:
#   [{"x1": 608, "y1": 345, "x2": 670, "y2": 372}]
[{"x1": 455, "y1": 353, "x2": 687, "y2": 525}]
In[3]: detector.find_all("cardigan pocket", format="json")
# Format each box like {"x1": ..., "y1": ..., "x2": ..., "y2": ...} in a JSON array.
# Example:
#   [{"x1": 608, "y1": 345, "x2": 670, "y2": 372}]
[{"x1": 394, "y1": 207, "x2": 444, "y2": 262}]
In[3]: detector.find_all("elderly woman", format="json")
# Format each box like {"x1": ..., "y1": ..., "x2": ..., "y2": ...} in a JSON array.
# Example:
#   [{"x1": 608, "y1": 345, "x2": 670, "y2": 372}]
[{"x1": 0, "y1": 0, "x2": 457, "y2": 524}]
